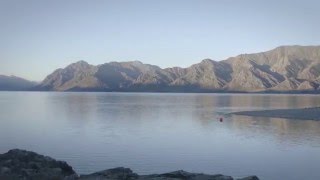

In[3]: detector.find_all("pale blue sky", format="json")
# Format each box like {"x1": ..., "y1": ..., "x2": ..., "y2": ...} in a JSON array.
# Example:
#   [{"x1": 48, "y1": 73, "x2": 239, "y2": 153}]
[{"x1": 1, "y1": 0, "x2": 319, "y2": 81}]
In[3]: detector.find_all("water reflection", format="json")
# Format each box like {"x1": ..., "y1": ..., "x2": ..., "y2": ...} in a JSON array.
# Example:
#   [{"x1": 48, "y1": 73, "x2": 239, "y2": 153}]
[
  {"x1": 44, "y1": 93, "x2": 320, "y2": 146},
  {"x1": 1, "y1": 92, "x2": 320, "y2": 180},
  {"x1": 228, "y1": 115, "x2": 320, "y2": 147}
]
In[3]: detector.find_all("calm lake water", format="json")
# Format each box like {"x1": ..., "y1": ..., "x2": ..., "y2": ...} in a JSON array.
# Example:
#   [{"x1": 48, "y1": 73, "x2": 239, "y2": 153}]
[{"x1": 0, "y1": 92, "x2": 320, "y2": 180}]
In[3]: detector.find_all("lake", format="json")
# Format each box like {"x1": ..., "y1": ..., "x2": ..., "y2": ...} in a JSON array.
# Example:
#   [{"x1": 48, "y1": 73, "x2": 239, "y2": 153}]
[{"x1": 0, "y1": 92, "x2": 320, "y2": 180}]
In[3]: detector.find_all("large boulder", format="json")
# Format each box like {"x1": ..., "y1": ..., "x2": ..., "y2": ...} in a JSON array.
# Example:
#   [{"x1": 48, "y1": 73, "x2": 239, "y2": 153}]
[{"x1": 0, "y1": 149, "x2": 77, "y2": 180}]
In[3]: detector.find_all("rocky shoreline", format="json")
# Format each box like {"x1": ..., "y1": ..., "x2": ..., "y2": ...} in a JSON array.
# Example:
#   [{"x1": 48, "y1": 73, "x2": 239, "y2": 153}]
[{"x1": 0, "y1": 149, "x2": 259, "y2": 180}]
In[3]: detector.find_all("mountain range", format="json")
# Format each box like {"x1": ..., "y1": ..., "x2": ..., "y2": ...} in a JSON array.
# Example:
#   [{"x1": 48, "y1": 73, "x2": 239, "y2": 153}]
[{"x1": 2, "y1": 45, "x2": 320, "y2": 92}]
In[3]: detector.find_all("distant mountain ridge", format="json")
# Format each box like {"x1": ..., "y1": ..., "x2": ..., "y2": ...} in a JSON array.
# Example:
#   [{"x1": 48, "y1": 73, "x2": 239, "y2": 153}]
[
  {"x1": 0, "y1": 75, "x2": 37, "y2": 91},
  {"x1": 29, "y1": 45, "x2": 320, "y2": 92}
]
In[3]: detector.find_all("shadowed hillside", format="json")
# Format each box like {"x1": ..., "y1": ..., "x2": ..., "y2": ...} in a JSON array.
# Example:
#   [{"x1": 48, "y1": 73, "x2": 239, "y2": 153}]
[{"x1": 0, "y1": 75, "x2": 37, "y2": 91}]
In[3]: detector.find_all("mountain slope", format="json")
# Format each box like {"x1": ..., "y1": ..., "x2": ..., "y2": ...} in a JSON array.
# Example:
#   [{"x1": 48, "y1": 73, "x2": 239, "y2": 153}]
[
  {"x1": 36, "y1": 45, "x2": 320, "y2": 92},
  {"x1": 223, "y1": 45, "x2": 320, "y2": 91},
  {"x1": 0, "y1": 75, "x2": 37, "y2": 91},
  {"x1": 38, "y1": 60, "x2": 100, "y2": 91}
]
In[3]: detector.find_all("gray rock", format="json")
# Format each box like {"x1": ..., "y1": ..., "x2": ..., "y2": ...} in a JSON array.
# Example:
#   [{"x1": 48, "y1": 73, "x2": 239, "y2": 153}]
[
  {"x1": 139, "y1": 170, "x2": 233, "y2": 180},
  {"x1": 78, "y1": 169, "x2": 259, "y2": 180},
  {"x1": 79, "y1": 167, "x2": 138, "y2": 180},
  {"x1": 237, "y1": 176, "x2": 259, "y2": 180},
  {"x1": 0, "y1": 166, "x2": 11, "y2": 174},
  {"x1": 0, "y1": 149, "x2": 77, "y2": 180},
  {"x1": 0, "y1": 149, "x2": 259, "y2": 180}
]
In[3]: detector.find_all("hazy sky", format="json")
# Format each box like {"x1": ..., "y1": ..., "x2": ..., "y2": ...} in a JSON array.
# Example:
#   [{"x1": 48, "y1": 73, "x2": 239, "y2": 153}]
[{"x1": 1, "y1": 0, "x2": 320, "y2": 81}]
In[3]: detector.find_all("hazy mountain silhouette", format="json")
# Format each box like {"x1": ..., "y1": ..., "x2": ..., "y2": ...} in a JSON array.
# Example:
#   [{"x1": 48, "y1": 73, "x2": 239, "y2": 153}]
[{"x1": 0, "y1": 75, "x2": 37, "y2": 91}]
